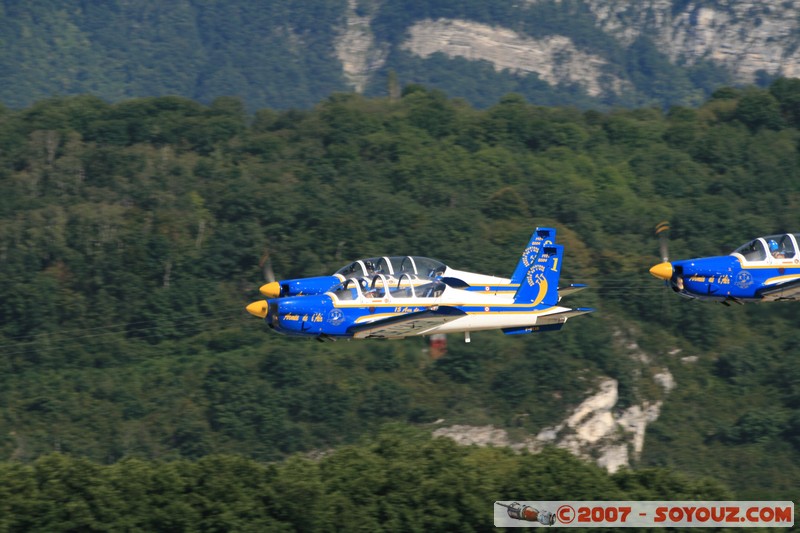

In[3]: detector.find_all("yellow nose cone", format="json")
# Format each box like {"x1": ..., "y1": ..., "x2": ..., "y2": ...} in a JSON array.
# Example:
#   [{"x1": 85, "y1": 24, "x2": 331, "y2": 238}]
[
  {"x1": 259, "y1": 281, "x2": 280, "y2": 298},
  {"x1": 649, "y1": 261, "x2": 673, "y2": 281},
  {"x1": 246, "y1": 300, "x2": 268, "y2": 318}
]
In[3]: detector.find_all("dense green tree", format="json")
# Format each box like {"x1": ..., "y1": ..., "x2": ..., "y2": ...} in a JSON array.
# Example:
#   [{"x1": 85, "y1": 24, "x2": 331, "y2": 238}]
[
  {"x1": 734, "y1": 88, "x2": 784, "y2": 131},
  {"x1": 769, "y1": 77, "x2": 800, "y2": 127},
  {"x1": 0, "y1": 87, "x2": 798, "y2": 513},
  {"x1": 0, "y1": 427, "x2": 732, "y2": 530}
]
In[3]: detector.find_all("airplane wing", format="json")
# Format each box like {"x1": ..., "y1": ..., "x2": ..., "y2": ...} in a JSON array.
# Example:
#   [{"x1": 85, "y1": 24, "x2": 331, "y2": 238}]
[
  {"x1": 536, "y1": 307, "x2": 595, "y2": 325},
  {"x1": 758, "y1": 278, "x2": 800, "y2": 301},
  {"x1": 502, "y1": 307, "x2": 595, "y2": 334},
  {"x1": 348, "y1": 306, "x2": 467, "y2": 339}
]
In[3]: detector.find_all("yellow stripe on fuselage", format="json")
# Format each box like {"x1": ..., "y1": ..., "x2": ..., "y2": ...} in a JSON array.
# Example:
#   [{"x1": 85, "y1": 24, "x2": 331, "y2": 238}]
[
  {"x1": 733, "y1": 256, "x2": 800, "y2": 270},
  {"x1": 764, "y1": 274, "x2": 800, "y2": 285},
  {"x1": 334, "y1": 301, "x2": 553, "y2": 309},
  {"x1": 351, "y1": 306, "x2": 559, "y2": 323}
]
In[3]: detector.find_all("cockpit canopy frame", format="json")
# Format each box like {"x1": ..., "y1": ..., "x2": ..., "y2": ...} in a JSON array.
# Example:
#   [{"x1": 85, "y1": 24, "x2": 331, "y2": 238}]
[
  {"x1": 732, "y1": 234, "x2": 799, "y2": 262},
  {"x1": 335, "y1": 256, "x2": 446, "y2": 279},
  {"x1": 330, "y1": 274, "x2": 446, "y2": 302}
]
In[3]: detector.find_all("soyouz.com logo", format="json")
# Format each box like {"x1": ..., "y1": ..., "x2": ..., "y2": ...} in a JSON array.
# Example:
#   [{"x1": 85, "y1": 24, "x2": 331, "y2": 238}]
[{"x1": 494, "y1": 501, "x2": 794, "y2": 527}]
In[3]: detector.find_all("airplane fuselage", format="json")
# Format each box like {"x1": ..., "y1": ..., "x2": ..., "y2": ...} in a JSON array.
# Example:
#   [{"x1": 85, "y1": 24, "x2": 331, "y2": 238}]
[
  {"x1": 650, "y1": 233, "x2": 800, "y2": 303},
  {"x1": 263, "y1": 285, "x2": 578, "y2": 339},
  {"x1": 657, "y1": 254, "x2": 800, "y2": 303},
  {"x1": 247, "y1": 243, "x2": 594, "y2": 340}
]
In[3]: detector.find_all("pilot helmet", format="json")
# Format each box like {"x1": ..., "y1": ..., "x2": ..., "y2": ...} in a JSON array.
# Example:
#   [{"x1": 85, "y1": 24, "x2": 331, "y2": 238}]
[{"x1": 769, "y1": 239, "x2": 779, "y2": 252}]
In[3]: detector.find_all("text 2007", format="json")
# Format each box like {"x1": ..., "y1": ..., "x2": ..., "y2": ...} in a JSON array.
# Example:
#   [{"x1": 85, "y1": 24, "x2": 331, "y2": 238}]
[{"x1": 577, "y1": 506, "x2": 632, "y2": 523}]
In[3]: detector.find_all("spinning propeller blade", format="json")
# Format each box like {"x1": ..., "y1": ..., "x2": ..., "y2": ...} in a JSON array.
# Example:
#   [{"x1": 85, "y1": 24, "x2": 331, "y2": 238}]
[
  {"x1": 259, "y1": 249, "x2": 277, "y2": 283},
  {"x1": 653, "y1": 221, "x2": 673, "y2": 314},
  {"x1": 259, "y1": 248, "x2": 281, "y2": 298},
  {"x1": 656, "y1": 220, "x2": 670, "y2": 262}
]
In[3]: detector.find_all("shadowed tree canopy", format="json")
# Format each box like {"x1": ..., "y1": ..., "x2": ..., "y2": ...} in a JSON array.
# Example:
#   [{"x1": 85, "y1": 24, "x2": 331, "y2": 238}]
[{"x1": 0, "y1": 82, "x2": 799, "y2": 513}]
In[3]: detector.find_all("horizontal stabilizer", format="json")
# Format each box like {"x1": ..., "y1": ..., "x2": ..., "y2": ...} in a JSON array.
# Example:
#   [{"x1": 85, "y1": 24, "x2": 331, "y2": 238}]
[
  {"x1": 347, "y1": 306, "x2": 466, "y2": 339},
  {"x1": 558, "y1": 283, "x2": 588, "y2": 298}
]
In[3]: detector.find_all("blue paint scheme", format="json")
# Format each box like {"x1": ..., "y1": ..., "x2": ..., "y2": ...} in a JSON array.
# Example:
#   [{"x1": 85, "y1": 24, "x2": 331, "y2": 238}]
[
  {"x1": 263, "y1": 285, "x2": 444, "y2": 338},
  {"x1": 459, "y1": 226, "x2": 556, "y2": 293},
  {"x1": 509, "y1": 227, "x2": 556, "y2": 285},
  {"x1": 514, "y1": 242, "x2": 561, "y2": 305},
  {"x1": 347, "y1": 306, "x2": 466, "y2": 337},
  {"x1": 650, "y1": 233, "x2": 800, "y2": 304},
  {"x1": 249, "y1": 243, "x2": 595, "y2": 340},
  {"x1": 280, "y1": 275, "x2": 342, "y2": 297},
  {"x1": 262, "y1": 227, "x2": 557, "y2": 299}
]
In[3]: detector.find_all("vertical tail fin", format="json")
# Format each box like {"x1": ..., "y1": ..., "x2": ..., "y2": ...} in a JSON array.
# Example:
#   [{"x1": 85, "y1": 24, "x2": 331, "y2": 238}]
[
  {"x1": 510, "y1": 227, "x2": 556, "y2": 285},
  {"x1": 513, "y1": 244, "x2": 563, "y2": 307}
]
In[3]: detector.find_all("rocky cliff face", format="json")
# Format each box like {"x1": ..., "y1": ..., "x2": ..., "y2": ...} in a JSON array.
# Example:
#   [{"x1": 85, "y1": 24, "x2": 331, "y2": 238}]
[
  {"x1": 432, "y1": 378, "x2": 665, "y2": 474},
  {"x1": 335, "y1": 1, "x2": 800, "y2": 95},
  {"x1": 579, "y1": 0, "x2": 800, "y2": 82},
  {"x1": 401, "y1": 19, "x2": 628, "y2": 97},
  {"x1": 433, "y1": 328, "x2": 677, "y2": 473},
  {"x1": 335, "y1": 0, "x2": 388, "y2": 93}
]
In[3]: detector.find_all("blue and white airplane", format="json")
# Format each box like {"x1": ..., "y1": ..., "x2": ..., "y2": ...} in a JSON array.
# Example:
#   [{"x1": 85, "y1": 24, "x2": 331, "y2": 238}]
[
  {"x1": 247, "y1": 244, "x2": 594, "y2": 341},
  {"x1": 259, "y1": 227, "x2": 586, "y2": 299},
  {"x1": 649, "y1": 233, "x2": 800, "y2": 304}
]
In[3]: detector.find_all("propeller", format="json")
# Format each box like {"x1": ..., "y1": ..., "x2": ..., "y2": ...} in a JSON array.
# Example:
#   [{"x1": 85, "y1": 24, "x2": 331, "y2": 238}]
[
  {"x1": 650, "y1": 221, "x2": 674, "y2": 282},
  {"x1": 656, "y1": 220, "x2": 670, "y2": 262},
  {"x1": 653, "y1": 221, "x2": 673, "y2": 314},
  {"x1": 259, "y1": 248, "x2": 280, "y2": 298},
  {"x1": 259, "y1": 248, "x2": 276, "y2": 283}
]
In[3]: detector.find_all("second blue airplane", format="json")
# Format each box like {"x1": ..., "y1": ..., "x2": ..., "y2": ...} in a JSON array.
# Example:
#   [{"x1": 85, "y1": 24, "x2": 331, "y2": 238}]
[{"x1": 247, "y1": 238, "x2": 594, "y2": 341}]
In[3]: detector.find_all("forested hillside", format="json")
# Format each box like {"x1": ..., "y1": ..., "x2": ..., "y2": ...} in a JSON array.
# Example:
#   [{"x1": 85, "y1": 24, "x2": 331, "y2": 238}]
[
  {"x1": 1, "y1": 80, "x2": 800, "y2": 525},
  {"x1": 0, "y1": 0, "x2": 740, "y2": 111},
  {"x1": 0, "y1": 0, "x2": 348, "y2": 111},
  {"x1": 0, "y1": 427, "x2": 729, "y2": 531}
]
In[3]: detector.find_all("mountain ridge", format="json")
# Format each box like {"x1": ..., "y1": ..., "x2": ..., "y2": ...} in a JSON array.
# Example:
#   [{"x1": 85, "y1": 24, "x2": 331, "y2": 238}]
[{"x1": 2, "y1": 1, "x2": 798, "y2": 111}]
